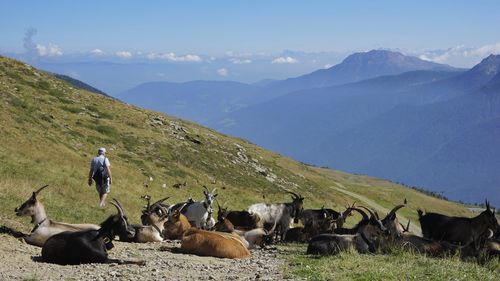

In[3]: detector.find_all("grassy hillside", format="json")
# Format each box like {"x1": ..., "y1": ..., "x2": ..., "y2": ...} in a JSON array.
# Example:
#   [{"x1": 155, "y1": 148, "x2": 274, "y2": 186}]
[{"x1": 0, "y1": 55, "x2": 471, "y2": 232}]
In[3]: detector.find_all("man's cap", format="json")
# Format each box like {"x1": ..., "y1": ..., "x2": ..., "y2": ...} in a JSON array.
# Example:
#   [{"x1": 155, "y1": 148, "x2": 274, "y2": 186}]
[{"x1": 98, "y1": 147, "x2": 106, "y2": 153}]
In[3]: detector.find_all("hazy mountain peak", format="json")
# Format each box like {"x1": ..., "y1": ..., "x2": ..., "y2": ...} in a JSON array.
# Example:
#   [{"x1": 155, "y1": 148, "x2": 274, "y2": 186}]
[
  {"x1": 338, "y1": 49, "x2": 453, "y2": 70},
  {"x1": 470, "y1": 54, "x2": 500, "y2": 76}
]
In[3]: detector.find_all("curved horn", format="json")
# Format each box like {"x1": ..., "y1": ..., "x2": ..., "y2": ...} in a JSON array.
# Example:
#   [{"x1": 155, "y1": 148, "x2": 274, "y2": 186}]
[
  {"x1": 151, "y1": 196, "x2": 170, "y2": 209},
  {"x1": 34, "y1": 185, "x2": 49, "y2": 195},
  {"x1": 211, "y1": 188, "x2": 217, "y2": 194},
  {"x1": 286, "y1": 190, "x2": 299, "y2": 199},
  {"x1": 359, "y1": 206, "x2": 378, "y2": 220},
  {"x1": 112, "y1": 198, "x2": 126, "y2": 216},
  {"x1": 387, "y1": 204, "x2": 405, "y2": 219},
  {"x1": 110, "y1": 201, "x2": 124, "y2": 217},
  {"x1": 348, "y1": 207, "x2": 369, "y2": 221}
]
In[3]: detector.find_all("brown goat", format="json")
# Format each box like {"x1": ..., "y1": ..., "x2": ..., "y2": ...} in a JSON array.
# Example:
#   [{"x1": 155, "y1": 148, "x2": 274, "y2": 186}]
[{"x1": 165, "y1": 209, "x2": 250, "y2": 258}]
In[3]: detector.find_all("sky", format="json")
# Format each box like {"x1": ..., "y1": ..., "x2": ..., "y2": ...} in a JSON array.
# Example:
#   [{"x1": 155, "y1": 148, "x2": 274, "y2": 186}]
[{"x1": 1, "y1": 0, "x2": 500, "y2": 91}]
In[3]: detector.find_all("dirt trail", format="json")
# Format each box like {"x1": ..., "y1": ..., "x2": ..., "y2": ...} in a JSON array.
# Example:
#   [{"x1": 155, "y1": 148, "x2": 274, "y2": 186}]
[
  {"x1": 331, "y1": 183, "x2": 421, "y2": 235},
  {"x1": 0, "y1": 234, "x2": 294, "y2": 281}
]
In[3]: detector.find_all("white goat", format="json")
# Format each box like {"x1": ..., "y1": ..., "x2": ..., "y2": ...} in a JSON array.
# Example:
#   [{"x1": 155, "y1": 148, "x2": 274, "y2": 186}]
[
  {"x1": 182, "y1": 186, "x2": 218, "y2": 229},
  {"x1": 248, "y1": 191, "x2": 304, "y2": 240}
]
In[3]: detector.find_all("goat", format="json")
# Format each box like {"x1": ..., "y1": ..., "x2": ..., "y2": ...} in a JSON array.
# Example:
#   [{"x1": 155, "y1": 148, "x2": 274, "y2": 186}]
[
  {"x1": 381, "y1": 204, "x2": 448, "y2": 256},
  {"x1": 215, "y1": 204, "x2": 276, "y2": 249},
  {"x1": 418, "y1": 200, "x2": 498, "y2": 246},
  {"x1": 164, "y1": 209, "x2": 250, "y2": 258},
  {"x1": 181, "y1": 186, "x2": 218, "y2": 229},
  {"x1": 307, "y1": 207, "x2": 388, "y2": 255},
  {"x1": 14, "y1": 185, "x2": 99, "y2": 247},
  {"x1": 217, "y1": 203, "x2": 261, "y2": 230},
  {"x1": 116, "y1": 197, "x2": 169, "y2": 243},
  {"x1": 248, "y1": 191, "x2": 304, "y2": 240},
  {"x1": 41, "y1": 199, "x2": 143, "y2": 265},
  {"x1": 285, "y1": 216, "x2": 337, "y2": 243},
  {"x1": 300, "y1": 202, "x2": 354, "y2": 231}
]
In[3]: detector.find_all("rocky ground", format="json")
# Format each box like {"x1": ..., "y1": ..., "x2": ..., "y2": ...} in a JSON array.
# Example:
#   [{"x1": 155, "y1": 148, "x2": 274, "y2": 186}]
[{"x1": 0, "y1": 234, "x2": 296, "y2": 281}]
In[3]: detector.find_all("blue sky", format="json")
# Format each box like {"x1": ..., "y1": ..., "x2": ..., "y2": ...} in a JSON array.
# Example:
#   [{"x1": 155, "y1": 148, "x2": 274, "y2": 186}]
[
  {"x1": 1, "y1": 0, "x2": 499, "y2": 55},
  {"x1": 1, "y1": 0, "x2": 500, "y2": 90}
]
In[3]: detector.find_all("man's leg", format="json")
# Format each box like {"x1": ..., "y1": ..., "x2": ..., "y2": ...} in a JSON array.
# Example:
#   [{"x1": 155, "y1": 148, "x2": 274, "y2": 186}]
[{"x1": 99, "y1": 192, "x2": 108, "y2": 208}]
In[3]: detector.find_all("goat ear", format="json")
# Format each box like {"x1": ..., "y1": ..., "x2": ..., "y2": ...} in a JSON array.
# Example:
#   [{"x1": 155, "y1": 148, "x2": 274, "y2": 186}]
[
  {"x1": 214, "y1": 194, "x2": 218, "y2": 198},
  {"x1": 30, "y1": 192, "x2": 37, "y2": 201}
]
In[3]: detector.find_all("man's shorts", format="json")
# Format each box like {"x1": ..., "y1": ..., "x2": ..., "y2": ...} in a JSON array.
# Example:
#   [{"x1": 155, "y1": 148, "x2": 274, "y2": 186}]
[{"x1": 96, "y1": 177, "x2": 110, "y2": 194}]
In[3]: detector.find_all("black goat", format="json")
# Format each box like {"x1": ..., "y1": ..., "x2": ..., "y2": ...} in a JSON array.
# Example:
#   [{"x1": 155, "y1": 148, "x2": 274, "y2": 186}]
[
  {"x1": 418, "y1": 200, "x2": 498, "y2": 246},
  {"x1": 41, "y1": 199, "x2": 142, "y2": 265}
]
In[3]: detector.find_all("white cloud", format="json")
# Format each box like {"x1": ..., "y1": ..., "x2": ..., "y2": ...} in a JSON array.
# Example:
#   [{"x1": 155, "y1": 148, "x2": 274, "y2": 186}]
[
  {"x1": 418, "y1": 43, "x2": 500, "y2": 67},
  {"x1": 90, "y1": 48, "x2": 105, "y2": 56},
  {"x1": 271, "y1": 56, "x2": 298, "y2": 64},
  {"x1": 147, "y1": 52, "x2": 202, "y2": 62},
  {"x1": 217, "y1": 68, "x2": 228, "y2": 76},
  {"x1": 116, "y1": 51, "x2": 132, "y2": 58},
  {"x1": 323, "y1": 63, "x2": 334, "y2": 69},
  {"x1": 230, "y1": 58, "x2": 252, "y2": 64},
  {"x1": 35, "y1": 43, "x2": 62, "y2": 57}
]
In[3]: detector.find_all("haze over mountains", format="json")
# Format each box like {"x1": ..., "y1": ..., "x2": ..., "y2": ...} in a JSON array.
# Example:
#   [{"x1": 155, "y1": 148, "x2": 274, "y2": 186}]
[{"x1": 39, "y1": 49, "x2": 500, "y2": 205}]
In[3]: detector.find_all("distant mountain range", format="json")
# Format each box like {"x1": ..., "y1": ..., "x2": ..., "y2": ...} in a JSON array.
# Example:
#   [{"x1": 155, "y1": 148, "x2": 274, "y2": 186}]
[{"x1": 94, "y1": 50, "x2": 500, "y2": 205}]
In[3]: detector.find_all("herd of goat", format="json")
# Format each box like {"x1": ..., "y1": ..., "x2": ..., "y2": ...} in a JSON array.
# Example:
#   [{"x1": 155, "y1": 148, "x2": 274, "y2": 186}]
[{"x1": 7, "y1": 184, "x2": 500, "y2": 265}]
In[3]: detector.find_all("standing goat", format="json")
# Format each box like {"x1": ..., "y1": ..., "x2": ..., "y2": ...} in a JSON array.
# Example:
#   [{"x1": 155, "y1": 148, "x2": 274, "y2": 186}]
[
  {"x1": 248, "y1": 191, "x2": 304, "y2": 240},
  {"x1": 418, "y1": 200, "x2": 498, "y2": 246},
  {"x1": 14, "y1": 185, "x2": 99, "y2": 247},
  {"x1": 182, "y1": 186, "x2": 218, "y2": 229},
  {"x1": 41, "y1": 199, "x2": 143, "y2": 265}
]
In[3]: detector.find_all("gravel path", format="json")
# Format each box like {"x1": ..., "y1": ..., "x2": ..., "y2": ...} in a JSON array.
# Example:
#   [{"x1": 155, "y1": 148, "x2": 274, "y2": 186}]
[{"x1": 0, "y1": 234, "x2": 295, "y2": 281}]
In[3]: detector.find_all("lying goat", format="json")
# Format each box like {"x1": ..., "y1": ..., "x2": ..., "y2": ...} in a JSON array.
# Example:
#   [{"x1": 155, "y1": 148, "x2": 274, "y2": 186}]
[
  {"x1": 381, "y1": 204, "x2": 448, "y2": 256},
  {"x1": 41, "y1": 199, "x2": 143, "y2": 265},
  {"x1": 14, "y1": 185, "x2": 99, "y2": 247},
  {"x1": 307, "y1": 207, "x2": 388, "y2": 255},
  {"x1": 165, "y1": 208, "x2": 250, "y2": 258},
  {"x1": 215, "y1": 205, "x2": 276, "y2": 249},
  {"x1": 217, "y1": 203, "x2": 261, "y2": 230},
  {"x1": 418, "y1": 200, "x2": 498, "y2": 246},
  {"x1": 118, "y1": 197, "x2": 169, "y2": 243},
  {"x1": 300, "y1": 202, "x2": 355, "y2": 231}
]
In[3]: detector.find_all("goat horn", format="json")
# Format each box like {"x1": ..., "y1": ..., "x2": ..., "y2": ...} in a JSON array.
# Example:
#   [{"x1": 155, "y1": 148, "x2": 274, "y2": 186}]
[
  {"x1": 211, "y1": 188, "x2": 217, "y2": 194},
  {"x1": 348, "y1": 207, "x2": 369, "y2": 221},
  {"x1": 387, "y1": 204, "x2": 405, "y2": 219},
  {"x1": 151, "y1": 196, "x2": 170, "y2": 209},
  {"x1": 34, "y1": 184, "x2": 49, "y2": 195},
  {"x1": 359, "y1": 206, "x2": 378, "y2": 220},
  {"x1": 112, "y1": 198, "x2": 126, "y2": 215},
  {"x1": 110, "y1": 201, "x2": 124, "y2": 217},
  {"x1": 286, "y1": 190, "x2": 299, "y2": 199}
]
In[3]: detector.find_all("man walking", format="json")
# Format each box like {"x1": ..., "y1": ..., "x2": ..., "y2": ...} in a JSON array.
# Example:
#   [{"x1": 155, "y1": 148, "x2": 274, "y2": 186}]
[{"x1": 88, "y1": 147, "x2": 112, "y2": 207}]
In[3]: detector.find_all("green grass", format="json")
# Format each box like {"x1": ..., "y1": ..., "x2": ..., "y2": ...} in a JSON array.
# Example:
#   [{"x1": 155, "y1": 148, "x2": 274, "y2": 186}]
[{"x1": 281, "y1": 244, "x2": 500, "y2": 281}]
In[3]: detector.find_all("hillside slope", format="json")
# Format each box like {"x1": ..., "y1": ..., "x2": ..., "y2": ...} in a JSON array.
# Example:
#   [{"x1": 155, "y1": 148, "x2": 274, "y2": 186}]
[{"x1": 0, "y1": 55, "x2": 469, "y2": 233}]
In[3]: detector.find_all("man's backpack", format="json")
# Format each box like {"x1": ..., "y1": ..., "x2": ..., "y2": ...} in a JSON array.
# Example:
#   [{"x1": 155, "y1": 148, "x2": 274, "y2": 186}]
[{"x1": 92, "y1": 158, "x2": 108, "y2": 186}]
